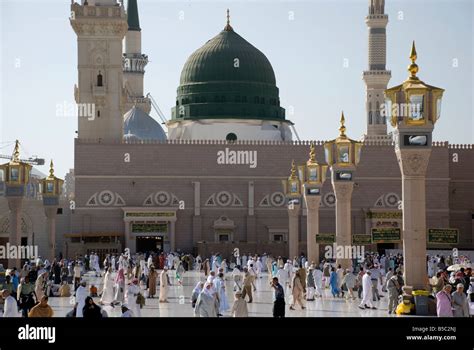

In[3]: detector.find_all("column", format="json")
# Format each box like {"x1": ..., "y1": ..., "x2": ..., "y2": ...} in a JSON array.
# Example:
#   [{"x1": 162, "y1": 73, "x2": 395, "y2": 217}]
[
  {"x1": 124, "y1": 221, "x2": 136, "y2": 254},
  {"x1": 44, "y1": 207, "x2": 57, "y2": 262},
  {"x1": 304, "y1": 194, "x2": 322, "y2": 264},
  {"x1": 288, "y1": 203, "x2": 301, "y2": 260},
  {"x1": 170, "y1": 221, "x2": 176, "y2": 252},
  {"x1": 397, "y1": 148, "x2": 431, "y2": 290},
  {"x1": 332, "y1": 180, "x2": 354, "y2": 269},
  {"x1": 7, "y1": 198, "x2": 22, "y2": 269}
]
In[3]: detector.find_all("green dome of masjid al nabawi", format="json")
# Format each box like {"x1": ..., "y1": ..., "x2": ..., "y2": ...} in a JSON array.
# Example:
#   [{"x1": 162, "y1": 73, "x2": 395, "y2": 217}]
[{"x1": 170, "y1": 12, "x2": 287, "y2": 123}]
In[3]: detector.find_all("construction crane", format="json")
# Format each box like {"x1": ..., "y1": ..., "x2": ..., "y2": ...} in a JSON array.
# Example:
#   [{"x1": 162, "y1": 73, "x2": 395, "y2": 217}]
[
  {"x1": 146, "y1": 93, "x2": 169, "y2": 125},
  {"x1": 0, "y1": 140, "x2": 45, "y2": 165}
]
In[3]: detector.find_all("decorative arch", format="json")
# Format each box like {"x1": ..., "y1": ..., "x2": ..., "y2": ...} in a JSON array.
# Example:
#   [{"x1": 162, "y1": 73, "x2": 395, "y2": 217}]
[{"x1": 86, "y1": 191, "x2": 126, "y2": 207}]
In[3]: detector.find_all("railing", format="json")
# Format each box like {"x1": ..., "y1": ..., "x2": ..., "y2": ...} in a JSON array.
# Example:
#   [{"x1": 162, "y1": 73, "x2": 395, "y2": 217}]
[{"x1": 75, "y1": 138, "x2": 473, "y2": 149}]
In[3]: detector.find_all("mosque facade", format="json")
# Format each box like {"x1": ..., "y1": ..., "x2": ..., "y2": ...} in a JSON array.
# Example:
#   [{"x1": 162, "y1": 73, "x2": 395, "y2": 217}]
[{"x1": 1, "y1": 0, "x2": 473, "y2": 263}]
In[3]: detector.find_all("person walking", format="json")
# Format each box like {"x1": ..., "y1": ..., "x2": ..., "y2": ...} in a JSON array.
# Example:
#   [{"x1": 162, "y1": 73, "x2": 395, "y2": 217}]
[
  {"x1": 289, "y1": 271, "x2": 305, "y2": 310},
  {"x1": 271, "y1": 277, "x2": 285, "y2": 318}
]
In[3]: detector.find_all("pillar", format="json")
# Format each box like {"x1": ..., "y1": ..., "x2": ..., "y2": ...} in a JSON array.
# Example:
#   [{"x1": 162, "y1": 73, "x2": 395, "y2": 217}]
[
  {"x1": 170, "y1": 221, "x2": 176, "y2": 252},
  {"x1": 332, "y1": 179, "x2": 354, "y2": 270},
  {"x1": 288, "y1": 203, "x2": 301, "y2": 260},
  {"x1": 304, "y1": 193, "x2": 322, "y2": 265},
  {"x1": 7, "y1": 197, "x2": 22, "y2": 269},
  {"x1": 396, "y1": 148, "x2": 431, "y2": 290},
  {"x1": 44, "y1": 207, "x2": 57, "y2": 262}
]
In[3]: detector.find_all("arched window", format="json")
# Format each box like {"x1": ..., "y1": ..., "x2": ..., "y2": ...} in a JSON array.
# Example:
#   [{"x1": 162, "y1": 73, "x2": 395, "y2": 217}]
[
  {"x1": 226, "y1": 133, "x2": 237, "y2": 142},
  {"x1": 97, "y1": 71, "x2": 103, "y2": 87}
]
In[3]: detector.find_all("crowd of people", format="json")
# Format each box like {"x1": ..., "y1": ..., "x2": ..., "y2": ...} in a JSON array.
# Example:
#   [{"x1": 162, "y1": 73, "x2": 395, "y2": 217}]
[{"x1": 0, "y1": 250, "x2": 472, "y2": 318}]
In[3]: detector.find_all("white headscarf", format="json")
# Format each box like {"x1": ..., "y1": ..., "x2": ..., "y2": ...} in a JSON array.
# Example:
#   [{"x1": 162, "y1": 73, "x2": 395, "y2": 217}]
[
  {"x1": 203, "y1": 282, "x2": 214, "y2": 296},
  {"x1": 193, "y1": 281, "x2": 203, "y2": 294}
]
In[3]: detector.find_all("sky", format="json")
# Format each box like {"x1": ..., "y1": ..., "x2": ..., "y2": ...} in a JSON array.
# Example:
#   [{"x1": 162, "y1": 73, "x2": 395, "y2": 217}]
[{"x1": 0, "y1": 0, "x2": 473, "y2": 178}]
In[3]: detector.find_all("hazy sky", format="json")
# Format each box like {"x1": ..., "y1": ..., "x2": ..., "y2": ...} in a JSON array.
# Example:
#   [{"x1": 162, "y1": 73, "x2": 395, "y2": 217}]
[{"x1": 0, "y1": 0, "x2": 473, "y2": 178}]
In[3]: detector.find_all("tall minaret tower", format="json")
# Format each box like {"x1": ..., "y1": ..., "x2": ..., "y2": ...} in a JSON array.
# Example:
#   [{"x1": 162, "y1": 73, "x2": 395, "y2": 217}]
[
  {"x1": 123, "y1": 0, "x2": 151, "y2": 113},
  {"x1": 70, "y1": 0, "x2": 128, "y2": 141},
  {"x1": 363, "y1": 0, "x2": 391, "y2": 137}
]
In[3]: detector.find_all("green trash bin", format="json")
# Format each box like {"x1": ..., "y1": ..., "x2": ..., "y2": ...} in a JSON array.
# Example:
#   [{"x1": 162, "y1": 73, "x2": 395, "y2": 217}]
[{"x1": 412, "y1": 290, "x2": 430, "y2": 316}]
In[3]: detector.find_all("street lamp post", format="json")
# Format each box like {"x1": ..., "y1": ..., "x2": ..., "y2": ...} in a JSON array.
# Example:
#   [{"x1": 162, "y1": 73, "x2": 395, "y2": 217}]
[
  {"x1": 302, "y1": 143, "x2": 328, "y2": 265},
  {"x1": 41, "y1": 160, "x2": 64, "y2": 262},
  {"x1": 0, "y1": 141, "x2": 32, "y2": 269},
  {"x1": 284, "y1": 160, "x2": 301, "y2": 261},
  {"x1": 385, "y1": 42, "x2": 444, "y2": 290},
  {"x1": 324, "y1": 113, "x2": 363, "y2": 269}
]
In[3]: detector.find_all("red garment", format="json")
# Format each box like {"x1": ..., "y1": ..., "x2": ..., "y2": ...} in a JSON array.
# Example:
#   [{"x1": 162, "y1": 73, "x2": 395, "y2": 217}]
[{"x1": 159, "y1": 255, "x2": 165, "y2": 270}]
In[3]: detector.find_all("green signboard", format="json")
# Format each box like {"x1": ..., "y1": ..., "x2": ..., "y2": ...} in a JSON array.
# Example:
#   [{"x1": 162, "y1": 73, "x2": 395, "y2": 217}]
[
  {"x1": 427, "y1": 229, "x2": 459, "y2": 245},
  {"x1": 131, "y1": 223, "x2": 168, "y2": 233},
  {"x1": 352, "y1": 234, "x2": 372, "y2": 245},
  {"x1": 316, "y1": 233, "x2": 335, "y2": 244},
  {"x1": 371, "y1": 228, "x2": 401, "y2": 243},
  {"x1": 126, "y1": 212, "x2": 175, "y2": 218}
]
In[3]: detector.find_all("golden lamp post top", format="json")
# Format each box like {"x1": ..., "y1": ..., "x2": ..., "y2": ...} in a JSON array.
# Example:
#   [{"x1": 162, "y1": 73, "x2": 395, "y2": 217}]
[
  {"x1": 289, "y1": 159, "x2": 297, "y2": 180},
  {"x1": 11, "y1": 140, "x2": 21, "y2": 164},
  {"x1": 408, "y1": 41, "x2": 419, "y2": 81}
]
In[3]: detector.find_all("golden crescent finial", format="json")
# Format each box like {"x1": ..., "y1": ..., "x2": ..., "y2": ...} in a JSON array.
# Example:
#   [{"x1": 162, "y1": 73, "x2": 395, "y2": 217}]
[
  {"x1": 12, "y1": 140, "x2": 20, "y2": 163},
  {"x1": 224, "y1": 8, "x2": 233, "y2": 31},
  {"x1": 309, "y1": 142, "x2": 316, "y2": 163},
  {"x1": 49, "y1": 160, "x2": 55, "y2": 178},
  {"x1": 408, "y1": 41, "x2": 419, "y2": 79},
  {"x1": 290, "y1": 159, "x2": 297, "y2": 179},
  {"x1": 339, "y1": 111, "x2": 346, "y2": 137}
]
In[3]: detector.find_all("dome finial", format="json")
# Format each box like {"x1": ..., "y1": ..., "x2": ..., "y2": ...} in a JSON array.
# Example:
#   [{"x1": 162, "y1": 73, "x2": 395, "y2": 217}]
[{"x1": 224, "y1": 8, "x2": 233, "y2": 31}]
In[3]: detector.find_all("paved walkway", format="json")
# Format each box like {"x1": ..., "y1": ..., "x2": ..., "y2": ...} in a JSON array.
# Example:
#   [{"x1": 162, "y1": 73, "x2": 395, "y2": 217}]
[{"x1": 47, "y1": 270, "x2": 394, "y2": 317}]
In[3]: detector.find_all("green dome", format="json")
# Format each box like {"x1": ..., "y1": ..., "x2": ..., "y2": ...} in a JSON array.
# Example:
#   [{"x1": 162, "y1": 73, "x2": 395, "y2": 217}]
[
  {"x1": 180, "y1": 29, "x2": 276, "y2": 85},
  {"x1": 171, "y1": 25, "x2": 286, "y2": 122}
]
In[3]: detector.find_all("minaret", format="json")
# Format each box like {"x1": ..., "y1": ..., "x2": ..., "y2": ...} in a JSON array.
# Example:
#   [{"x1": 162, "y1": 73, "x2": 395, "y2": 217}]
[
  {"x1": 70, "y1": 0, "x2": 128, "y2": 141},
  {"x1": 123, "y1": 0, "x2": 151, "y2": 113},
  {"x1": 363, "y1": 0, "x2": 391, "y2": 138}
]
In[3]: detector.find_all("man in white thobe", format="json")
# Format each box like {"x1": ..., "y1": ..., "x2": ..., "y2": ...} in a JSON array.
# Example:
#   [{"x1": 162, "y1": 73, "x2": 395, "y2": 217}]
[
  {"x1": 313, "y1": 266, "x2": 324, "y2": 297},
  {"x1": 359, "y1": 270, "x2": 376, "y2": 309},
  {"x1": 75, "y1": 281, "x2": 88, "y2": 317},
  {"x1": 127, "y1": 279, "x2": 142, "y2": 317},
  {"x1": 1, "y1": 290, "x2": 19, "y2": 317}
]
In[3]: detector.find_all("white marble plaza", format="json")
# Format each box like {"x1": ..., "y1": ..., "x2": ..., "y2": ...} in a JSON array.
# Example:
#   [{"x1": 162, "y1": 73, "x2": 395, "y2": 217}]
[{"x1": 47, "y1": 271, "x2": 394, "y2": 317}]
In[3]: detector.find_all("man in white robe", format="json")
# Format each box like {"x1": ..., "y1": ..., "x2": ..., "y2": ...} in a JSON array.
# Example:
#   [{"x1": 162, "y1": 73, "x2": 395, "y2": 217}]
[
  {"x1": 111, "y1": 255, "x2": 116, "y2": 272},
  {"x1": 100, "y1": 268, "x2": 115, "y2": 306},
  {"x1": 276, "y1": 266, "x2": 288, "y2": 290},
  {"x1": 34, "y1": 271, "x2": 48, "y2": 301},
  {"x1": 359, "y1": 270, "x2": 376, "y2": 309},
  {"x1": 166, "y1": 254, "x2": 174, "y2": 269},
  {"x1": 127, "y1": 279, "x2": 141, "y2": 317},
  {"x1": 256, "y1": 258, "x2": 263, "y2": 279},
  {"x1": 75, "y1": 281, "x2": 88, "y2": 317},
  {"x1": 1, "y1": 290, "x2": 20, "y2": 317},
  {"x1": 313, "y1": 266, "x2": 324, "y2": 297},
  {"x1": 159, "y1": 267, "x2": 170, "y2": 302},
  {"x1": 241, "y1": 254, "x2": 248, "y2": 267}
]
